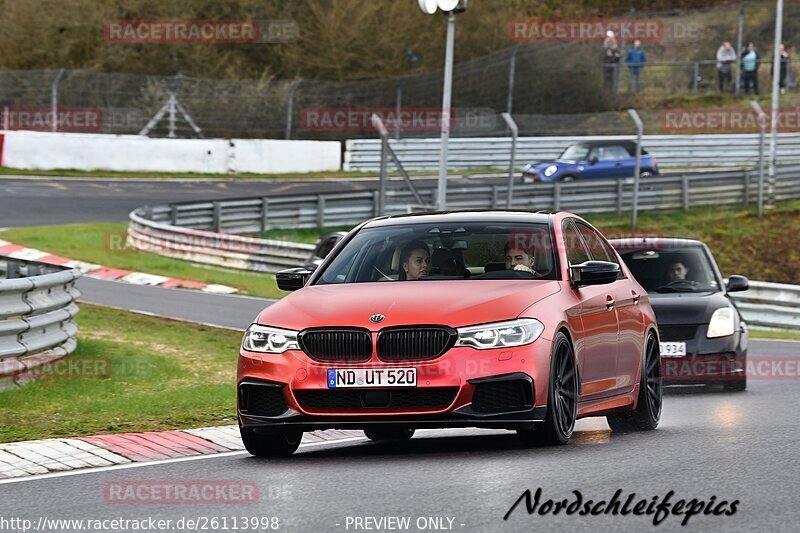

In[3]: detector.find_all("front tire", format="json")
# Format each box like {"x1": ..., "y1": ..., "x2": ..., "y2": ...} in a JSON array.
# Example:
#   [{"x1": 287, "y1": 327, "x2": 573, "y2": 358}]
[
  {"x1": 364, "y1": 427, "x2": 415, "y2": 442},
  {"x1": 607, "y1": 332, "x2": 662, "y2": 433},
  {"x1": 517, "y1": 332, "x2": 577, "y2": 446},
  {"x1": 240, "y1": 426, "x2": 302, "y2": 457}
]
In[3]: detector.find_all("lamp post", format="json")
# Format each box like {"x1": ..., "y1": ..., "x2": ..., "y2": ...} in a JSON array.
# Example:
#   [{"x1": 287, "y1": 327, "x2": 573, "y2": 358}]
[{"x1": 418, "y1": 0, "x2": 468, "y2": 210}]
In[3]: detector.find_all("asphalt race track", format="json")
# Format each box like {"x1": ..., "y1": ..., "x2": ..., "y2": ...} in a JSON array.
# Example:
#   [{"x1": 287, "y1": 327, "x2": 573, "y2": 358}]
[
  {"x1": 1, "y1": 345, "x2": 797, "y2": 532},
  {"x1": 76, "y1": 277, "x2": 272, "y2": 330},
  {"x1": 0, "y1": 175, "x2": 486, "y2": 227}
]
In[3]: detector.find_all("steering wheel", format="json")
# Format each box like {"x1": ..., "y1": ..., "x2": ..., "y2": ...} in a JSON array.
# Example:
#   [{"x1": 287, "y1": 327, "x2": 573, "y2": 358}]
[{"x1": 661, "y1": 279, "x2": 701, "y2": 290}]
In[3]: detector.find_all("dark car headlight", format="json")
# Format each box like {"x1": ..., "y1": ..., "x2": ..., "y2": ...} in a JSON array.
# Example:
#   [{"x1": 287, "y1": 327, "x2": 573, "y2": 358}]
[
  {"x1": 455, "y1": 318, "x2": 544, "y2": 349},
  {"x1": 707, "y1": 307, "x2": 735, "y2": 338},
  {"x1": 242, "y1": 324, "x2": 299, "y2": 353}
]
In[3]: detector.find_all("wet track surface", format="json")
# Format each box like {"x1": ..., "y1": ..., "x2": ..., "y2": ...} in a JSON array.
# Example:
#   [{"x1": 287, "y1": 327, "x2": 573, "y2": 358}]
[{"x1": 2, "y1": 363, "x2": 798, "y2": 532}]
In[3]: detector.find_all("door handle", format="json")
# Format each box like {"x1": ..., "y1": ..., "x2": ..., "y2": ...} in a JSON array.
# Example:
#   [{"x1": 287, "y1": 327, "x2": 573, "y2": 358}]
[
  {"x1": 632, "y1": 291, "x2": 641, "y2": 303},
  {"x1": 606, "y1": 296, "x2": 616, "y2": 309}
]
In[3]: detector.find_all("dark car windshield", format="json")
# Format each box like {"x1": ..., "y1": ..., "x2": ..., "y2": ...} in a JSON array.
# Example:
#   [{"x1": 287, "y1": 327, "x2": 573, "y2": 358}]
[
  {"x1": 315, "y1": 222, "x2": 557, "y2": 285},
  {"x1": 558, "y1": 144, "x2": 590, "y2": 161},
  {"x1": 617, "y1": 246, "x2": 720, "y2": 293}
]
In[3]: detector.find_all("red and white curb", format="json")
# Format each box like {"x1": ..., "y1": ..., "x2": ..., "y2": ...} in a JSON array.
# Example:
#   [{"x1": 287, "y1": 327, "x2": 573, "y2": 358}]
[
  {"x1": 0, "y1": 238, "x2": 237, "y2": 294},
  {"x1": 0, "y1": 426, "x2": 364, "y2": 480}
]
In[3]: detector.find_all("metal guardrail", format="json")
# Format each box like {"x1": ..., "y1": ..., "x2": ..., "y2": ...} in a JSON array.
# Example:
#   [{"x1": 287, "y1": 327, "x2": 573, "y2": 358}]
[
  {"x1": 344, "y1": 133, "x2": 800, "y2": 172},
  {"x1": 731, "y1": 281, "x2": 800, "y2": 331},
  {"x1": 128, "y1": 209, "x2": 315, "y2": 273},
  {"x1": 0, "y1": 257, "x2": 81, "y2": 389},
  {"x1": 128, "y1": 165, "x2": 800, "y2": 275}
]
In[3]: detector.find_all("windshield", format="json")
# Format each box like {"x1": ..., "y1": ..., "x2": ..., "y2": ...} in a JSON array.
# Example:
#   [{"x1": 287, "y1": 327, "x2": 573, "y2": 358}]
[
  {"x1": 558, "y1": 144, "x2": 591, "y2": 161},
  {"x1": 315, "y1": 222, "x2": 557, "y2": 285},
  {"x1": 617, "y1": 246, "x2": 720, "y2": 293}
]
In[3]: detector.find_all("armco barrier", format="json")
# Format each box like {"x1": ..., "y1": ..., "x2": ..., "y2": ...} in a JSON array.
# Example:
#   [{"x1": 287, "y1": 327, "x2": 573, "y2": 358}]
[
  {"x1": 344, "y1": 133, "x2": 800, "y2": 172},
  {"x1": 0, "y1": 257, "x2": 81, "y2": 390},
  {"x1": 1, "y1": 131, "x2": 341, "y2": 174},
  {"x1": 730, "y1": 281, "x2": 800, "y2": 330},
  {"x1": 128, "y1": 165, "x2": 800, "y2": 277},
  {"x1": 128, "y1": 210, "x2": 315, "y2": 273}
]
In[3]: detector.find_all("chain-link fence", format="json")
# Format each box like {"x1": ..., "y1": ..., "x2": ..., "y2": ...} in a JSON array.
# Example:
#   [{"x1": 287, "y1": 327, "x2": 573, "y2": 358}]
[{"x1": 1, "y1": 53, "x2": 799, "y2": 141}]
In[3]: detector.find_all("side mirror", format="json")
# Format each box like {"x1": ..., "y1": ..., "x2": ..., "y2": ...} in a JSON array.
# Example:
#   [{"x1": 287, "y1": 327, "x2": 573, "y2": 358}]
[
  {"x1": 588, "y1": 156, "x2": 599, "y2": 165},
  {"x1": 726, "y1": 275, "x2": 749, "y2": 292},
  {"x1": 570, "y1": 261, "x2": 620, "y2": 287},
  {"x1": 276, "y1": 268, "x2": 312, "y2": 291}
]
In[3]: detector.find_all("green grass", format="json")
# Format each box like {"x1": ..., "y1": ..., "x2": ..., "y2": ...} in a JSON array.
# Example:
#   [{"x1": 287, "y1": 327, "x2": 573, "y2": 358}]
[
  {"x1": 749, "y1": 329, "x2": 800, "y2": 341},
  {"x1": 0, "y1": 304, "x2": 241, "y2": 443},
  {"x1": 261, "y1": 225, "x2": 354, "y2": 244},
  {"x1": 1, "y1": 222, "x2": 284, "y2": 299}
]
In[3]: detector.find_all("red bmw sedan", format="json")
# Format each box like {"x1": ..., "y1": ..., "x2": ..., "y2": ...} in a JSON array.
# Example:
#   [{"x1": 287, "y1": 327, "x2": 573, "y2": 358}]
[{"x1": 238, "y1": 211, "x2": 662, "y2": 456}]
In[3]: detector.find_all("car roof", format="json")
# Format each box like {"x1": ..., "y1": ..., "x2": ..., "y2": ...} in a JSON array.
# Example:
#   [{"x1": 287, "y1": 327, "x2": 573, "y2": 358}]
[
  {"x1": 362, "y1": 210, "x2": 556, "y2": 228},
  {"x1": 568, "y1": 140, "x2": 639, "y2": 149},
  {"x1": 608, "y1": 236, "x2": 705, "y2": 251}
]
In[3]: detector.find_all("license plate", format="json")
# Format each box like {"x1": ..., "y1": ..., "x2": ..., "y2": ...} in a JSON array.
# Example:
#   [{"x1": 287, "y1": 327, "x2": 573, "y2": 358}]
[
  {"x1": 660, "y1": 342, "x2": 687, "y2": 357},
  {"x1": 327, "y1": 368, "x2": 417, "y2": 388}
]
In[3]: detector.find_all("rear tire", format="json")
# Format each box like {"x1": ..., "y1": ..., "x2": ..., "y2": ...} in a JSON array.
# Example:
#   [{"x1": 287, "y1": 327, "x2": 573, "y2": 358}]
[
  {"x1": 364, "y1": 427, "x2": 415, "y2": 442},
  {"x1": 607, "y1": 332, "x2": 662, "y2": 433},
  {"x1": 240, "y1": 426, "x2": 302, "y2": 457},
  {"x1": 517, "y1": 332, "x2": 577, "y2": 446}
]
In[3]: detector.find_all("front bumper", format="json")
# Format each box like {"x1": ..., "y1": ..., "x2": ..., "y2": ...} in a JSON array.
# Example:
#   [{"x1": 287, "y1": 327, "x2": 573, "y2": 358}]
[
  {"x1": 237, "y1": 342, "x2": 553, "y2": 431},
  {"x1": 660, "y1": 324, "x2": 747, "y2": 384}
]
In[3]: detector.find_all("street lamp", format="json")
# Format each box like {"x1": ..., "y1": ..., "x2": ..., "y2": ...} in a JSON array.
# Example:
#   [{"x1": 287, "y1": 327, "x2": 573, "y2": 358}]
[{"x1": 418, "y1": 0, "x2": 468, "y2": 210}]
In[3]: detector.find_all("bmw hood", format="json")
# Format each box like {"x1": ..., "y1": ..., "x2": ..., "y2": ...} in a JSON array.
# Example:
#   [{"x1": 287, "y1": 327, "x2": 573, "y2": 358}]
[
  {"x1": 648, "y1": 292, "x2": 733, "y2": 325},
  {"x1": 255, "y1": 281, "x2": 561, "y2": 331}
]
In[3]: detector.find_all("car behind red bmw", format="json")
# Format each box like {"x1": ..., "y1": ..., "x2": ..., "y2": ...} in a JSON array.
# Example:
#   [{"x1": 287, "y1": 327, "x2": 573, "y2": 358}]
[{"x1": 238, "y1": 211, "x2": 663, "y2": 456}]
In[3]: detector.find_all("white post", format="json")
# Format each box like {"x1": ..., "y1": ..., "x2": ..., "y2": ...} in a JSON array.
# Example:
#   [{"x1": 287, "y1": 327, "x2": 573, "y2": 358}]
[
  {"x1": 627, "y1": 109, "x2": 644, "y2": 231},
  {"x1": 437, "y1": 12, "x2": 456, "y2": 211},
  {"x1": 768, "y1": 0, "x2": 784, "y2": 208}
]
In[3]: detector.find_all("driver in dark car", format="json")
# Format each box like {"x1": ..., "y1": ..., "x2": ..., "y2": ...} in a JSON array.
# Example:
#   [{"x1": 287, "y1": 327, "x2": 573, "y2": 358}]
[{"x1": 666, "y1": 261, "x2": 689, "y2": 282}]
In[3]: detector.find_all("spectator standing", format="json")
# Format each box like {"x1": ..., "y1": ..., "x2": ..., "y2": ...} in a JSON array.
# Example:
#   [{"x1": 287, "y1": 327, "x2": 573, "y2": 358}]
[
  {"x1": 716, "y1": 41, "x2": 737, "y2": 93},
  {"x1": 626, "y1": 40, "x2": 647, "y2": 94},
  {"x1": 603, "y1": 30, "x2": 621, "y2": 93},
  {"x1": 741, "y1": 42, "x2": 760, "y2": 95},
  {"x1": 771, "y1": 43, "x2": 790, "y2": 94}
]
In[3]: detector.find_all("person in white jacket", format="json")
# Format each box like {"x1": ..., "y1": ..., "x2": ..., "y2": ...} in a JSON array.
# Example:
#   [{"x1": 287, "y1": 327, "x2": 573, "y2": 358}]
[{"x1": 716, "y1": 42, "x2": 737, "y2": 93}]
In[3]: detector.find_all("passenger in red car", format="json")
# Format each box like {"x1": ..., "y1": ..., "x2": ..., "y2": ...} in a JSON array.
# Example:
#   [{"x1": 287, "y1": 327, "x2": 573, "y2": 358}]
[{"x1": 400, "y1": 240, "x2": 431, "y2": 281}]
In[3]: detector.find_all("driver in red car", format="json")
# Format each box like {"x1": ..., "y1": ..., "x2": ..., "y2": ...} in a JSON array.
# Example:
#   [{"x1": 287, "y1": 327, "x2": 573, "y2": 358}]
[{"x1": 504, "y1": 242, "x2": 536, "y2": 274}]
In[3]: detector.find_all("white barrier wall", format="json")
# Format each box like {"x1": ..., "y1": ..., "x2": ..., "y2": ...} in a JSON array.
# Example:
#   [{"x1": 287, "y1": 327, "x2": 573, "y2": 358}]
[{"x1": 0, "y1": 131, "x2": 341, "y2": 174}]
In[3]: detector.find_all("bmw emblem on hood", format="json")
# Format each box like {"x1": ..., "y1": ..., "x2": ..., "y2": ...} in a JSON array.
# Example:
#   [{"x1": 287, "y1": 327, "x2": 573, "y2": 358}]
[{"x1": 369, "y1": 314, "x2": 385, "y2": 323}]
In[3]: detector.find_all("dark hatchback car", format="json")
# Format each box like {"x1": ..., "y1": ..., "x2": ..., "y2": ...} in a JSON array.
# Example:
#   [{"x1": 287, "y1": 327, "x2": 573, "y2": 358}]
[
  {"x1": 610, "y1": 237, "x2": 750, "y2": 391},
  {"x1": 522, "y1": 140, "x2": 659, "y2": 183},
  {"x1": 301, "y1": 231, "x2": 347, "y2": 271}
]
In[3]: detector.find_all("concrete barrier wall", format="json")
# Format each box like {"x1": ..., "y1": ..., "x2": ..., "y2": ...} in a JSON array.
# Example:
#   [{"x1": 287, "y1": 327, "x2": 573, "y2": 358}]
[{"x1": 0, "y1": 131, "x2": 341, "y2": 174}]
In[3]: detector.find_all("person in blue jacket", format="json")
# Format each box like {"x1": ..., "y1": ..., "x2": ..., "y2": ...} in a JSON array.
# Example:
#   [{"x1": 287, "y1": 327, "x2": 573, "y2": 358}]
[{"x1": 626, "y1": 40, "x2": 647, "y2": 94}]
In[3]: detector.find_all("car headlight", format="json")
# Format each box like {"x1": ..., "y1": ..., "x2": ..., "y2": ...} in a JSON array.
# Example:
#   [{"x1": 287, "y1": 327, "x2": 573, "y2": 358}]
[
  {"x1": 455, "y1": 318, "x2": 544, "y2": 350},
  {"x1": 707, "y1": 307, "x2": 735, "y2": 338},
  {"x1": 242, "y1": 324, "x2": 299, "y2": 353},
  {"x1": 544, "y1": 165, "x2": 558, "y2": 177}
]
